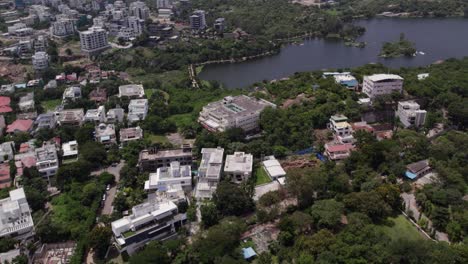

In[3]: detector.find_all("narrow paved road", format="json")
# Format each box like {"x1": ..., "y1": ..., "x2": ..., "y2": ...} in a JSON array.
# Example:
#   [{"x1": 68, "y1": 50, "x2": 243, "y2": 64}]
[{"x1": 92, "y1": 160, "x2": 125, "y2": 215}]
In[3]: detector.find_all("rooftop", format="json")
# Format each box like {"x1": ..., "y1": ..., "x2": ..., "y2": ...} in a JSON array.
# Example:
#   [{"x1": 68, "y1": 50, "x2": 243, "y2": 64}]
[
  {"x1": 35, "y1": 144, "x2": 58, "y2": 162},
  {"x1": 140, "y1": 145, "x2": 192, "y2": 160},
  {"x1": 366, "y1": 74, "x2": 403, "y2": 82},
  {"x1": 224, "y1": 152, "x2": 253, "y2": 173},
  {"x1": 120, "y1": 127, "x2": 143, "y2": 141},
  {"x1": 406, "y1": 159, "x2": 430, "y2": 174},
  {"x1": 6, "y1": 119, "x2": 33, "y2": 133},
  {"x1": 118, "y1": 84, "x2": 144, "y2": 97}
]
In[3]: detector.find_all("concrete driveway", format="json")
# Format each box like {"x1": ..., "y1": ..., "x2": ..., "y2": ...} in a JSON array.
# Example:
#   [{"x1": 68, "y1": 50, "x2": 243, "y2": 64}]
[{"x1": 93, "y1": 160, "x2": 125, "y2": 215}]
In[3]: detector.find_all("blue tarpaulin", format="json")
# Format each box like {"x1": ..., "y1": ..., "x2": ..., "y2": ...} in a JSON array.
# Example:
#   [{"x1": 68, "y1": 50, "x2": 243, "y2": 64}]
[{"x1": 242, "y1": 247, "x2": 257, "y2": 260}]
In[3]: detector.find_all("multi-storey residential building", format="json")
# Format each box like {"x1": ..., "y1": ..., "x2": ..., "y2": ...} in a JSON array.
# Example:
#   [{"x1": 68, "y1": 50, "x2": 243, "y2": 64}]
[
  {"x1": 34, "y1": 113, "x2": 56, "y2": 131},
  {"x1": 62, "y1": 86, "x2": 82, "y2": 102},
  {"x1": 198, "y1": 95, "x2": 276, "y2": 133},
  {"x1": 0, "y1": 142, "x2": 14, "y2": 162},
  {"x1": 62, "y1": 140, "x2": 78, "y2": 161},
  {"x1": 224, "y1": 152, "x2": 253, "y2": 183},
  {"x1": 362, "y1": 74, "x2": 403, "y2": 99},
  {"x1": 79, "y1": 27, "x2": 110, "y2": 55},
  {"x1": 214, "y1": 18, "x2": 225, "y2": 33},
  {"x1": 195, "y1": 147, "x2": 224, "y2": 200},
  {"x1": 156, "y1": 0, "x2": 171, "y2": 9},
  {"x1": 106, "y1": 107, "x2": 124, "y2": 123},
  {"x1": 57, "y1": 109, "x2": 84, "y2": 126},
  {"x1": 35, "y1": 144, "x2": 58, "y2": 182},
  {"x1": 119, "y1": 127, "x2": 143, "y2": 145},
  {"x1": 18, "y1": 92, "x2": 34, "y2": 111},
  {"x1": 126, "y1": 16, "x2": 144, "y2": 36},
  {"x1": 129, "y1": 1, "x2": 149, "y2": 20},
  {"x1": 190, "y1": 10, "x2": 206, "y2": 30},
  {"x1": 84, "y1": 106, "x2": 106, "y2": 123},
  {"x1": 95, "y1": 123, "x2": 116, "y2": 146},
  {"x1": 145, "y1": 161, "x2": 192, "y2": 192},
  {"x1": 138, "y1": 144, "x2": 193, "y2": 172},
  {"x1": 29, "y1": 5, "x2": 51, "y2": 22},
  {"x1": 128, "y1": 99, "x2": 148, "y2": 123},
  {"x1": 0, "y1": 188, "x2": 34, "y2": 239},
  {"x1": 50, "y1": 18, "x2": 76, "y2": 37},
  {"x1": 324, "y1": 142, "x2": 354, "y2": 161},
  {"x1": 118, "y1": 84, "x2": 145, "y2": 98},
  {"x1": 328, "y1": 114, "x2": 354, "y2": 143},
  {"x1": 32, "y1": 51, "x2": 49, "y2": 71},
  {"x1": 396, "y1": 101, "x2": 427, "y2": 128},
  {"x1": 111, "y1": 198, "x2": 185, "y2": 254}
]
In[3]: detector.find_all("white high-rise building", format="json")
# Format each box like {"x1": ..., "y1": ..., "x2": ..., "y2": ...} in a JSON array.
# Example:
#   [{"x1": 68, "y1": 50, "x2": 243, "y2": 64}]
[
  {"x1": 129, "y1": 1, "x2": 150, "y2": 20},
  {"x1": 362, "y1": 74, "x2": 403, "y2": 99},
  {"x1": 32, "y1": 51, "x2": 49, "y2": 71},
  {"x1": 79, "y1": 26, "x2": 110, "y2": 55},
  {"x1": 396, "y1": 101, "x2": 427, "y2": 128},
  {"x1": 156, "y1": 0, "x2": 171, "y2": 9},
  {"x1": 51, "y1": 18, "x2": 76, "y2": 37},
  {"x1": 190, "y1": 10, "x2": 206, "y2": 30},
  {"x1": 127, "y1": 16, "x2": 144, "y2": 36}
]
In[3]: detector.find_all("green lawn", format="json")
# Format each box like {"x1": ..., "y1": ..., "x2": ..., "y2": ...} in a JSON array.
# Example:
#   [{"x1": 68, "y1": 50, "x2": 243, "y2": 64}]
[
  {"x1": 378, "y1": 215, "x2": 425, "y2": 241},
  {"x1": 255, "y1": 166, "x2": 271, "y2": 186},
  {"x1": 41, "y1": 99, "x2": 61, "y2": 112},
  {"x1": 168, "y1": 113, "x2": 194, "y2": 128},
  {"x1": 146, "y1": 134, "x2": 169, "y2": 144}
]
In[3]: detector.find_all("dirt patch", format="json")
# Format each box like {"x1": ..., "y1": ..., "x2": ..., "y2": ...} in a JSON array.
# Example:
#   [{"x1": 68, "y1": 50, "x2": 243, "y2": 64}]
[
  {"x1": 0, "y1": 62, "x2": 29, "y2": 82},
  {"x1": 241, "y1": 223, "x2": 280, "y2": 253},
  {"x1": 281, "y1": 93, "x2": 313, "y2": 109},
  {"x1": 281, "y1": 156, "x2": 320, "y2": 170}
]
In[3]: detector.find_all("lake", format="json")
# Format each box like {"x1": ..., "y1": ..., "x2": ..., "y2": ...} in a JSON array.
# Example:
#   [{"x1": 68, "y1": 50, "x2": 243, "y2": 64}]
[{"x1": 198, "y1": 18, "x2": 468, "y2": 88}]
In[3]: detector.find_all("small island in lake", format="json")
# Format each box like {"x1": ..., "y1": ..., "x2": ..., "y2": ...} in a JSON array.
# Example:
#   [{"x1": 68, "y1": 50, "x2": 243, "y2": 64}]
[{"x1": 379, "y1": 33, "x2": 416, "y2": 58}]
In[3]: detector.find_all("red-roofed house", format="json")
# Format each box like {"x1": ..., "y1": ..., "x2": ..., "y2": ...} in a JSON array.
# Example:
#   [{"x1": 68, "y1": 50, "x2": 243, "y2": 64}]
[
  {"x1": 351, "y1": 121, "x2": 375, "y2": 133},
  {"x1": 6, "y1": 119, "x2": 33, "y2": 134},
  {"x1": 324, "y1": 143, "x2": 355, "y2": 161},
  {"x1": 0, "y1": 96, "x2": 12, "y2": 113},
  {"x1": 0, "y1": 163, "x2": 11, "y2": 189}
]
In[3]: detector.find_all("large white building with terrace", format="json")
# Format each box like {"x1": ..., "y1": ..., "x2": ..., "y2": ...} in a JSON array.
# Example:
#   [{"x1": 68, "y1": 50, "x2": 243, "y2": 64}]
[
  {"x1": 198, "y1": 95, "x2": 276, "y2": 133},
  {"x1": 128, "y1": 99, "x2": 148, "y2": 123},
  {"x1": 111, "y1": 198, "x2": 186, "y2": 255},
  {"x1": 0, "y1": 188, "x2": 34, "y2": 239},
  {"x1": 195, "y1": 147, "x2": 224, "y2": 200},
  {"x1": 224, "y1": 152, "x2": 253, "y2": 183},
  {"x1": 145, "y1": 161, "x2": 192, "y2": 192},
  {"x1": 118, "y1": 84, "x2": 145, "y2": 98},
  {"x1": 396, "y1": 100, "x2": 427, "y2": 128},
  {"x1": 362, "y1": 74, "x2": 403, "y2": 99}
]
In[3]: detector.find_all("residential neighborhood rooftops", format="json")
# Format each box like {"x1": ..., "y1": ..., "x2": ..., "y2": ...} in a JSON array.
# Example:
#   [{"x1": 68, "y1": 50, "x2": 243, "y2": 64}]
[
  {"x1": 6, "y1": 119, "x2": 33, "y2": 133},
  {"x1": 118, "y1": 84, "x2": 144, "y2": 98}
]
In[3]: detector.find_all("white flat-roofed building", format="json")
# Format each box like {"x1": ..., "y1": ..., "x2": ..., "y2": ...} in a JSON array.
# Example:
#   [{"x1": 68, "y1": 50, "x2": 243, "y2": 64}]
[
  {"x1": 84, "y1": 106, "x2": 106, "y2": 123},
  {"x1": 145, "y1": 161, "x2": 192, "y2": 192},
  {"x1": 120, "y1": 127, "x2": 143, "y2": 145},
  {"x1": 95, "y1": 123, "x2": 116, "y2": 146},
  {"x1": 18, "y1": 92, "x2": 34, "y2": 112},
  {"x1": 262, "y1": 156, "x2": 286, "y2": 182},
  {"x1": 362, "y1": 74, "x2": 403, "y2": 99},
  {"x1": 328, "y1": 114, "x2": 353, "y2": 137},
  {"x1": 0, "y1": 188, "x2": 34, "y2": 239},
  {"x1": 195, "y1": 147, "x2": 224, "y2": 200},
  {"x1": 128, "y1": 99, "x2": 148, "y2": 123},
  {"x1": 118, "y1": 84, "x2": 145, "y2": 98},
  {"x1": 323, "y1": 72, "x2": 358, "y2": 89},
  {"x1": 62, "y1": 140, "x2": 78, "y2": 161},
  {"x1": 35, "y1": 144, "x2": 59, "y2": 182},
  {"x1": 111, "y1": 198, "x2": 185, "y2": 254},
  {"x1": 107, "y1": 107, "x2": 124, "y2": 123},
  {"x1": 138, "y1": 145, "x2": 193, "y2": 171},
  {"x1": 0, "y1": 142, "x2": 14, "y2": 162},
  {"x1": 63, "y1": 86, "x2": 82, "y2": 101},
  {"x1": 396, "y1": 100, "x2": 427, "y2": 128},
  {"x1": 32, "y1": 51, "x2": 49, "y2": 71},
  {"x1": 79, "y1": 26, "x2": 110, "y2": 55},
  {"x1": 51, "y1": 18, "x2": 76, "y2": 37},
  {"x1": 224, "y1": 152, "x2": 253, "y2": 183},
  {"x1": 198, "y1": 95, "x2": 276, "y2": 133}
]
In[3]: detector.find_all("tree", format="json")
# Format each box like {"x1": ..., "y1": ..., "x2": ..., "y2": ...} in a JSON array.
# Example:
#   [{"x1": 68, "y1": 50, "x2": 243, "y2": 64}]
[
  {"x1": 80, "y1": 142, "x2": 107, "y2": 168},
  {"x1": 310, "y1": 199, "x2": 344, "y2": 229},
  {"x1": 88, "y1": 226, "x2": 112, "y2": 259},
  {"x1": 213, "y1": 181, "x2": 254, "y2": 216},
  {"x1": 343, "y1": 191, "x2": 392, "y2": 222},
  {"x1": 129, "y1": 241, "x2": 171, "y2": 264},
  {"x1": 201, "y1": 203, "x2": 219, "y2": 228}
]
